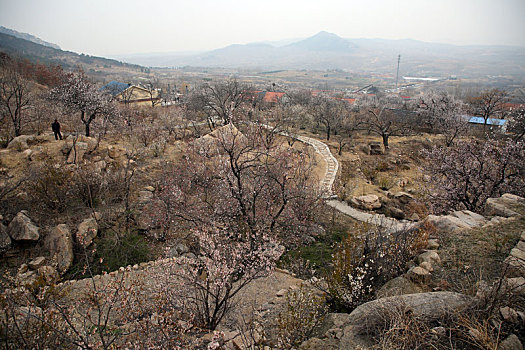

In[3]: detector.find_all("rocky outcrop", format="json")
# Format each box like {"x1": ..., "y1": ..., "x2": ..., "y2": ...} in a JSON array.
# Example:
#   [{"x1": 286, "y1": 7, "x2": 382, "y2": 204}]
[
  {"x1": 350, "y1": 195, "x2": 382, "y2": 211},
  {"x1": 66, "y1": 142, "x2": 88, "y2": 163},
  {"x1": 44, "y1": 224, "x2": 74, "y2": 273},
  {"x1": 7, "y1": 211, "x2": 40, "y2": 242},
  {"x1": 504, "y1": 231, "x2": 525, "y2": 278},
  {"x1": 76, "y1": 218, "x2": 98, "y2": 248},
  {"x1": 426, "y1": 210, "x2": 487, "y2": 233},
  {"x1": 303, "y1": 292, "x2": 472, "y2": 349},
  {"x1": 16, "y1": 262, "x2": 60, "y2": 287},
  {"x1": 66, "y1": 135, "x2": 97, "y2": 153},
  {"x1": 7, "y1": 135, "x2": 36, "y2": 151}
]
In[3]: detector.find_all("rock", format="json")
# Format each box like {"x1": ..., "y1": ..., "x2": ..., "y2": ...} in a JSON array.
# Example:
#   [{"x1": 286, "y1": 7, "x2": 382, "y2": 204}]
[
  {"x1": 76, "y1": 218, "x2": 98, "y2": 248},
  {"x1": 22, "y1": 149, "x2": 33, "y2": 159},
  {"x1": 7, "y1": 211, "x2": 40, "y2": 241},
  {"x1": 18, "y1": 263, "x2": 28, "y2": 274},
  {"x1": 449, "y1": 210, "x2": 487, "y2": 227},
  {"x1": 66, "y1": 135, "x2": 97, "y2": 152},
  {"x1": 143, "y1": 186, "x2": 155, "y2": 192},
  {"x1": 29, "y1": 149, "x2": 48, "y2": 161},
  {"x1": 416, "y1": 250, "x2": 441, "y2": 267},
  {"x1": 28, "y1": 256, "x2": 46, "y2": 269},
  {"x1": 7, "y1": 135, "x2": 35, "y2": 151},
  {"x1": 44, "y1": 224, "x2": 74, "y2": 273},
  {"x1": 351, "y1": 195, "x2": 382, "y2": 210},
  {"x1": 376, "y1": 276, "x2": 425, "y2": 298},
  {"x1": 500, "y1": 306, "x2": 519, "y2": 325},
  {"x1": 138, "y1": 190, "x2": 154, "y2": 203},
  {"x1": 107, "y1": 145, "x2": 125, "y2": 159},
  {"x1": 499, "y1": 334, "x2": 523, "y2": 350},
  {"x1": 37, "y1": 265, "x2": 60, "y2": 285},
  {"x1": 485, "y1": 197, "x2": 519, "y2": 217},
  {"x1": 175, "y1": 243, "x2": 189, "y2": 255},
  {"x1": 406, "y1": 266, "x2": 431, "y2": 284},
  {"x1": 504, "y1": 256, "x2": 525, "y2": 278},
  {"x1": 0, "y1": 222, "x2": 11, "y2": 251},
  {"x1": 276, "y1": 289, "x2": 287, "y2": 297},
  {"x1": 409, "y1": 213, "x2": 420, "y2": 221},
  {"x1": 336, "y1": 292, "x2": 472, "y2": 349},
  {"x1": 16, "y1": 270, "x2": 38, "y2": 287},
  {"x1": 388, "y1": 206, "x2": 405, "y2": 220},
  {"x1": 505, "y1": 277, "x2": 525, "y2": 295},
  {"x1": 425, "y1": 215, "x2": 466, "y2": 233},
  {"x1": 419, "y1": 261, "x2": 434, "y2": 272},
  {"x1": 510, "y1": 247, "x2": 525, "y2": 261},
  {"x1": 93, "y1": 160, "x2": 107, "y2": 173},
  {"x1": 427, "y1": 239, "x2": 440, "y2": 250},
  {"x1": 392, "y1": 191, "x2": 414, "y2": 204},
  {"x1": 67, "y1": 142, "x2": 88, "y2": 163},
  {"x1": 430, "y1": 326, "x2": 446, "y2": 339}
]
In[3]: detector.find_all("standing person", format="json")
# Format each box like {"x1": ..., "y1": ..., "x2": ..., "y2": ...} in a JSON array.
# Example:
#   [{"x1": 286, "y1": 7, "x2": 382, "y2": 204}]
[{"x1": 51, "y1": 119, "x2": 62, "y2": 140}]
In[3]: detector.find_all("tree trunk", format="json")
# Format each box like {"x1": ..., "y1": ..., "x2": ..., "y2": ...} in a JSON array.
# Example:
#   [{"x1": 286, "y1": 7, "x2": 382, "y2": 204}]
[
  {"x1": 382, "y1": 133, "x2": 389, "y2": 149},
  {"x1": 326, "y1": 125, "x2": 331, "y2": 141},
  {"x1": 85, "y1": 122, "x2": 90, "y2": 137}
]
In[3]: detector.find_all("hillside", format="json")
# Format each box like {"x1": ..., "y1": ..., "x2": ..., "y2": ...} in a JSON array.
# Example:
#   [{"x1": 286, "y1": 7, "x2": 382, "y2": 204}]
[
  {"x1": 0, "y1": 26, "x2": 61, "y2": 49},
  {"x1": 0, "y1": 32, "x2": 145, "y2": 79}
]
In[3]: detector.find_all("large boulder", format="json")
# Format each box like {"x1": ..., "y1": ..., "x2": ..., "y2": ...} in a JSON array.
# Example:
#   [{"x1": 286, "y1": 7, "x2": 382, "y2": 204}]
[
  {"x1": 7, "y1": 211, "x2": 40, "y2": 242},
  {"x1": 350, "y1": 195, "x2": 382, "y2": 211},
  {"x1": 76, "y1": 218, "x2": 98, "y2": 248},
  {"x1": 304, "y1": 292, "x2": 472, "y2": 349},
  {"x1": 7, "y1": 135, "x2": 36, "y2": 151},
  {"x1": 44, "y1": 224, "x2": 74, "y2": 273},
  {"x1": 66, "y1": 135, "x2": 97, "y2": 152},
  {"x1": 425, "y1": 210, "x2": 486, "y2": 234},
  {"x1": 66, "y1": 142, "x2": 88, "y2": 163},
  {"x1": 376, "y1": 276, "x2": 426, "y2": 298}
]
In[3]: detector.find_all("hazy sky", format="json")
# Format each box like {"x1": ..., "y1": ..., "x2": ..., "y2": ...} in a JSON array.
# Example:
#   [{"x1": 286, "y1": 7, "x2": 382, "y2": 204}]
[{"x1": 1, "y1": 0, "x2": 524, "y2": 56}]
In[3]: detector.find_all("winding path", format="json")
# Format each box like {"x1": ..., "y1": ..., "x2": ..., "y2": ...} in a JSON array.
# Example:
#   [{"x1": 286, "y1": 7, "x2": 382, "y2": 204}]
[{"x1": 285, "y1": 130, "x2": 415, "y2": 232}]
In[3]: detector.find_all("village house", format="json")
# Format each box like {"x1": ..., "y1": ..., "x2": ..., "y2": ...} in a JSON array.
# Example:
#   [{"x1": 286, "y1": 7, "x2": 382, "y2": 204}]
[{"x1": 101, "y1": 81, "x2": 160, "y2": 107}]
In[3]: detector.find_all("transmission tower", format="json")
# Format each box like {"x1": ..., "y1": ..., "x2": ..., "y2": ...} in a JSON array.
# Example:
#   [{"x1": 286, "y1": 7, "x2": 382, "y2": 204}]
[{"x1": 395, "y1": 54, "x2": 401, "y2": 90}]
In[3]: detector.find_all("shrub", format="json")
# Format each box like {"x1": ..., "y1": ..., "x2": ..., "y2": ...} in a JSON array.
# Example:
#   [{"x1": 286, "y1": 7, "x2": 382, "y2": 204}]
[
  {"x1": 325, "y1": 222, "x2": 428, "y2": 311},
  {"x1": 276, "y1": 286, "x2": 327, "y2": 349}
]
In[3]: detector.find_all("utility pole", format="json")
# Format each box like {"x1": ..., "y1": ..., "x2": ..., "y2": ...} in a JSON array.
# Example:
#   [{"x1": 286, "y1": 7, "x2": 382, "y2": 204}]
[{"x1": 395, "y1": 54, "x2": 401, "y2": 90}]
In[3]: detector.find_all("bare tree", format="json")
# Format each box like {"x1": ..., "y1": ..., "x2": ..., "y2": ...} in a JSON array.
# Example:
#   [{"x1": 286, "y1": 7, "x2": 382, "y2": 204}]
[
  {"x1": 357, "y1": 94, "x2": 412, "y2": 149},
  {"x1": 310, "y1": 95, "x2": 345, "y2": 141},
  {"x1": 0, "y1": 58, "x2": 32, "y2": 137},
  {"x1": 468, "y1": 89, "x2": 509, "y2": 126},
  {"x1": 196, "y1": 78, "x2": 249, "y2": 125}
]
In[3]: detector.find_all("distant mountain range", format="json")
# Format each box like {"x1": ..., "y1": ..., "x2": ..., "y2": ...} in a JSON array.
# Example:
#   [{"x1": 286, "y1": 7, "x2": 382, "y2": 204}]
[
  {"x1": 115, "y1": 31, "x2": 525, "y2": 78},
  {"x1": 1, "y1": 27, "x2": 524, "y2": 79}
]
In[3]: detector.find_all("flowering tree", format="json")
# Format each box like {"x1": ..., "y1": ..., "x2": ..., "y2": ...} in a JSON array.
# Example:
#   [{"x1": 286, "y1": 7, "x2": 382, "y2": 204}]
[
  {"x1": 416, "y1": 90, "x2": 467, "y2": 146},
  {"x1": 50, "y1": 71, "x2": 117, "y2": 137},
  {"x1": 143, "y1": 123, "x2": 321, "y2": 329},
  {"x1": 423, "y1": 138, "x2": 525, "y2": 213},
  {"x1": 149, "y1": 123, "x2": 321, "y2": 246}
]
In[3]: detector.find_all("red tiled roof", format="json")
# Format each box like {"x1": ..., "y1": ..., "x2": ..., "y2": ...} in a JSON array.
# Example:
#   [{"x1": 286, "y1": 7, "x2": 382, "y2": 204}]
[{"x1": 263, "y1": 92, "x2": 285, "y2": 103}]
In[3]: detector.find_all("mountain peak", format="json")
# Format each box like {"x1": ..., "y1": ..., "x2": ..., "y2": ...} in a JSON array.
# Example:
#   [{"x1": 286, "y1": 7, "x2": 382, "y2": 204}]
[{"x1": 287, "y1": 31, "x2": 355, "y2": 52}]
